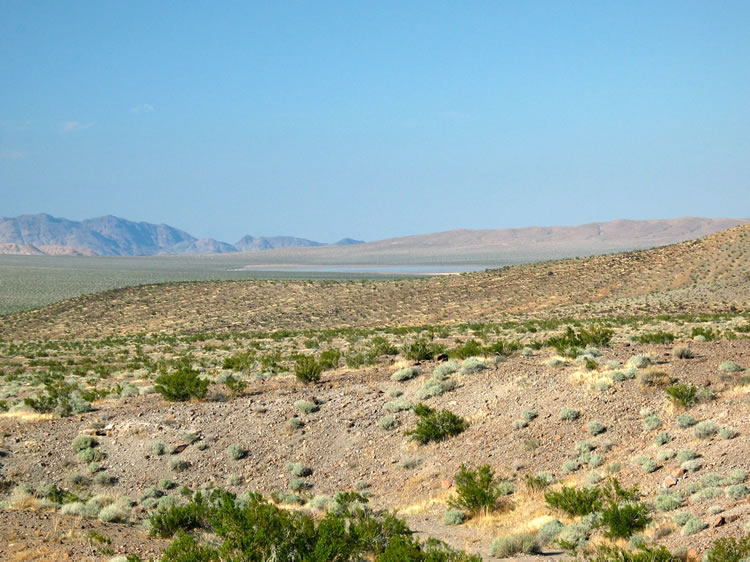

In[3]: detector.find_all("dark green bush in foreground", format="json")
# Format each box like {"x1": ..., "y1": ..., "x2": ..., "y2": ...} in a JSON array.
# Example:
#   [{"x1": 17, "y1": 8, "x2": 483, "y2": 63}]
[
  {"x1": 448, "y1": 464, "x2": 503, "y2": 517},
  {"x1": 154, "y1": 366, "x2": 209, "y2": 402},
  {"x1": 151, "y1": 488, "x2": 480, "y2": 561},
  {"x1": 544, "y1": 486, "x2": 601, "y2": 517},
  {"x1": 406, "y1": 403, "x2": 469, "y2": 444},
  {"x1": 294, "y1": 355, "x2": 322, "y2": 383}
]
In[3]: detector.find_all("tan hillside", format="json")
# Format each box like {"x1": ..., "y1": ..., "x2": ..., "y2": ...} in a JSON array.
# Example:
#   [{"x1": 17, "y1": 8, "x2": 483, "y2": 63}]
[{"x1": 3, "y1": 223, "x2": 749, "y2": 340}]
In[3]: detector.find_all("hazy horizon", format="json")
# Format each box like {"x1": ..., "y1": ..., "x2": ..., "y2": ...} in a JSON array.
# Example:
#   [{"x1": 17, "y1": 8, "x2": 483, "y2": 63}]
[{"x1": 3, "y1": 2, "x2": 749, "y2": 242}]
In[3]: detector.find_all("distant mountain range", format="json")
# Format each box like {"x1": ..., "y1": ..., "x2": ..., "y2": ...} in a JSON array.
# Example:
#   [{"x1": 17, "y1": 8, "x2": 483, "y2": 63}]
[
  {"x1": 0, "y1": 213, "x2": 747, "y2": 260},
  {"x1": 0, "y1": 214, "x2": 363, "y2": 256}
]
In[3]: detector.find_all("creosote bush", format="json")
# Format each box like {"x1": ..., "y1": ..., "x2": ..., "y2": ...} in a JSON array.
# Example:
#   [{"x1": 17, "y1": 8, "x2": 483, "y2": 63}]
[
  {"x1": 405, "y1": 403, "x2": 468, "y2": 445},
  {"x1": 447, "y1": 464, "x2": 504, "y2": 517},
  {"x1": 154, "y1": 366, "x2": 209, "y2": 402},
  {"x1": 294, "y1": 355, "x2": 322, "y2": 383}
]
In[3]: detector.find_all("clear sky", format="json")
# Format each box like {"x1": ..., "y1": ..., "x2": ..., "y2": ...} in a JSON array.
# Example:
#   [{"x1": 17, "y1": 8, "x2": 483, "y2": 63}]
[{"x1": 1, "y1": 1, "x2": 749, "y2": 243}]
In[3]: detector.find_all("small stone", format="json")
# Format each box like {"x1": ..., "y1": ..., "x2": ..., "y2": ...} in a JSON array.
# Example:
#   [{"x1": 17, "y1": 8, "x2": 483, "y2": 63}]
[
  {"x1": 712, "y1": 516, "x2": 725, "y2": 527},
  {"x1": 670, "y1": 467, "x2": 686, "y2": 478},
  {"x1": 662, "y1": 476, "x2": 678, "y2": 488},
  {"x1": 440, "y1": 479, "x2": 453, "y2": 490},
  {"x1": 687, "y1": 548, "x2": 699, "y2": 560}
]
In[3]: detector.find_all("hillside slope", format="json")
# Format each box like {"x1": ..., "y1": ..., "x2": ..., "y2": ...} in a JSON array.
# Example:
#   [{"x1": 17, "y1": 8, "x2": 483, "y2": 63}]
[{"x1": 4, "y1": 223, "x2": 748, "y2": 340}]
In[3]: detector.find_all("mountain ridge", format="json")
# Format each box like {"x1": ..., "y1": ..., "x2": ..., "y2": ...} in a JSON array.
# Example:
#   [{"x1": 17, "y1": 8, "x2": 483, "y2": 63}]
[
  {"x1": 0, "y1": 213, "x2": 746, "y2": 258},
  {"x1": 0, "y1": 213, "x2": 360, "y2": 256}
]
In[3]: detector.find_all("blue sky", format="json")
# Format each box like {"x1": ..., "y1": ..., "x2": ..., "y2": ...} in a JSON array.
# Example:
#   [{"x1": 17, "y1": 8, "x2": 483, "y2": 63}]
[{"x1": 1, "y1": 1, "x2": 749, "y2": 243}]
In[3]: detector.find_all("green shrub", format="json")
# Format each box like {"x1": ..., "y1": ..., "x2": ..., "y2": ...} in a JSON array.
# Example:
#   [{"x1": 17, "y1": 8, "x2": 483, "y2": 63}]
[
  {"x1": 524, "y1": 472, "x2": 554, "y2": 492},
  {"x1": 450, "y1": 339, "x2": 485, "y2": 360},
  {"x1": 559, "y1": 407, "x2": 580, "y2": 421},
  {"x1": 727, "y1": 484, "x2": 750, "y2": 500},
  {"x1": 442, "y1": 509, "x2": 465, "y2": 525},
  {"x1": 537, "y1": 519, "x2": 564, "y2": 544},
  {"x1": 719, "y1": 360, "x2": 744, "y2": 373},
  {"x1": 681, "y1": 459, "x2": 702, "y2": 472},
  {"x1": 287, "y1": 462, "x2": 312, "y2": 477},
  {"x1": 151, "y1": 441, "x2": 172, "y2": 456},
  {"x1": 587, "y1": 421, "x2": 606, "y2": 435},
  {"x1": 704, "y1": 534, "x2": 750, "y2": 562},
  {"x1": 676, "y1": 449, "x2": 697, "y2": 463},
  {"x1": 586, "y1": 544, "x2": 677, "y2": 561},
  {"x1": 402, "y1": 339, "x2": 439, "y2": 361},
  {"x1": 654, "y1": 491, "x2": 682, "y2": 511},
  {"x1": 384, "y1": 397, "x2": 412, "y2": 413},
  {"x1": 318, "y1": 349, "x2": 341, "y2": 370},
  {"x1": 730, "y1": 469, "x2": 747, "y2": 484},
  {"x1": 692, "y1": 326, "x2": 718, "y2": 341},
  {"x1": 656, "y1": 449, "x2": 675, "y2": 462},
  {"x1": 226, "y1": 444, "x2": 247, "y2": 460},
  {"x1": 627, "y1": 354, "x2": 652, "y2": 369},
  {"x1": 72, "y1": 435, "x2": 97, "y2": 451},
  {"x1": 294, "y1": 399, "x2": 319, "y2": 414},
  {"x1": 720, "y1": 427, "x2": 739, "y2": 439},
  {"x1": 294, "y1": 356, "x2": 322, "y2": 383},
  {"x1": 637, "y1": 332, "x2": 675, "y2": 344},
  {"x1": 673, "y1": 346, "x2": 694, "y2": 359},
  {"x1": 522, "y1": 410, "x2": 538, "y2": 422},
  {"x1": 377, "y1": 415, "x2": 399, "y2": 430},
  {"x1": 433, "y1": 361, "x2": 459, "y2": 378},
  {"x1": 655, "y1": 432, "x2": 672, "y2": 446},
  {"x1": 665, "y1": 384, "x2": 698, "y2": 408},
  {"x1": 562, "y1": 460, "x2": 580, "y2": 474},
  {"x1": 154, "y1": 367, "x2": 209, "y2": 402},
  {"x1": 681, "y1": 516, "x2": 707, "y2": 535},
  {"x1": 391, "y1": 366, "x2": 419, "y2": 382},
  {"x1": 460, "y1": 357, "x2": 486, "y2": 374},
  {"x1": 170, "y1": 459, "x2": 191, "y2": 472},
  {"x1": 599, "y1": 501, "x2": 651, "y2": 539},
  {"x1": 642, "y1": 414, "x2": 661, "y2": 431},
  {"x1": 544, "y1": 486, "x2": 601, "y2": 517},
  {"x1": 489, "y1": 533, "x2": 540, "y2": 557},
  {"x1": 287, "y1": 416, "x2": 304, "y2": 430},
  {"x1": 405, "y1": 403, "x2": 468, "y2": 445},
  {"x1": 676, "y1": 414, "x2": 697, "y2": 428},
  {"x1": 447, "y1": 464, "x2": 503, "y2": 517},
  {"x1": 694, "y1": 421, "x2": 720, "y2": 439}
]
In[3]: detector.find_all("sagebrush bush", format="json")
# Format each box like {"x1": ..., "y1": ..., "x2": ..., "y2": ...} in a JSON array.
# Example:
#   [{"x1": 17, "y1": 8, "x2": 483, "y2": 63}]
[
  {"x1": 406, "y1": 403, "x2": 468, "y2": 444},
  {"x1": 719, "y1": 360, "x2": 744, "y2": 373},
  {"x1": 287, "y1": 462, "x2": 312, "y2": 477},
  {"x1": 681, "y1": 459, "x2": 702, "y2": 472},
  {"x1": 655, "y1": 432, "x2": 672, "y2": 446},
  {"x1": 681, "y1": 516, "x2": 707, "y2": 536},
  {"x1": 655, "y1": 491, "x2": 683, "y2": 511},
  {"x1": 559, "y1": 407, "x2": 580, "y2": 421},
  {"x1": 587, "y1": 421, "x2": 606, "y2": 436},
  {"x1": 522, "y1": 410, "x2": 538, "y2": 422},
  {"x1": 384, "y1": 397, "x2": 412, "y2": 413},
  {"x1": 727, "y1": 484, "x2": 750, "y2": 500},
  {"x1": 489, "y1": 534, "x2": 540, "y2": 557},
  {"x1": 460, "y1": 357, "x2": 486, "y2": 374},
  {"x1": 676, "y1": 449, "x2": 697, "y2": 463},
  {"x1": 390, "y1": 366, "x2": 419, "y2": 382},
  {"x1": 294, "y1": 399, "x2": 319, "y2": 414},
  {"x1": 537, "y1": 519, "x2": 564, "y2": 544},
  {"x1": 642, "y1": 414, "x2": 661, "y2": 431},
  {"x1": 694, "y1": 421, "x2": 720, "y2": 439},
  {"x1": 433, "y1": 361, "x2": 459, "y2": 378},
  {"x1": 673, "y1": 346, "x2": 694, "y2": 359},
  {"x1": 72, "y1": 435, "x2": 97, "y2": 451},
  {"x1": 720, "y1": 427, "x2": 739, "y2": 439},
  {"x1": 377, "y1": 415, "x2": 399, "y2": 430},
  {"x1": 627, "y1": 354, "x2": 652, "y2": 369},
  {"x1": 442, "y1": 509, "x2": 465, "y2": 525},
  {"x1": 170, "y1": 459, "x2": 191, "y2": 472},
  {"x1": 226, "y1": 444, "x2": 247, "y2": 460},
  {"x1": 676, "y1": 414, "x2": 698, "y2": 428}
]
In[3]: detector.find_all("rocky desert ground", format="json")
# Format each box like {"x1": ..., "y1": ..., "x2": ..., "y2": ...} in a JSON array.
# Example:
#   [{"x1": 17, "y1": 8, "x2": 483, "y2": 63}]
[{"x1": 0, "y1": 224, "x2": 749, "y2": 561}]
